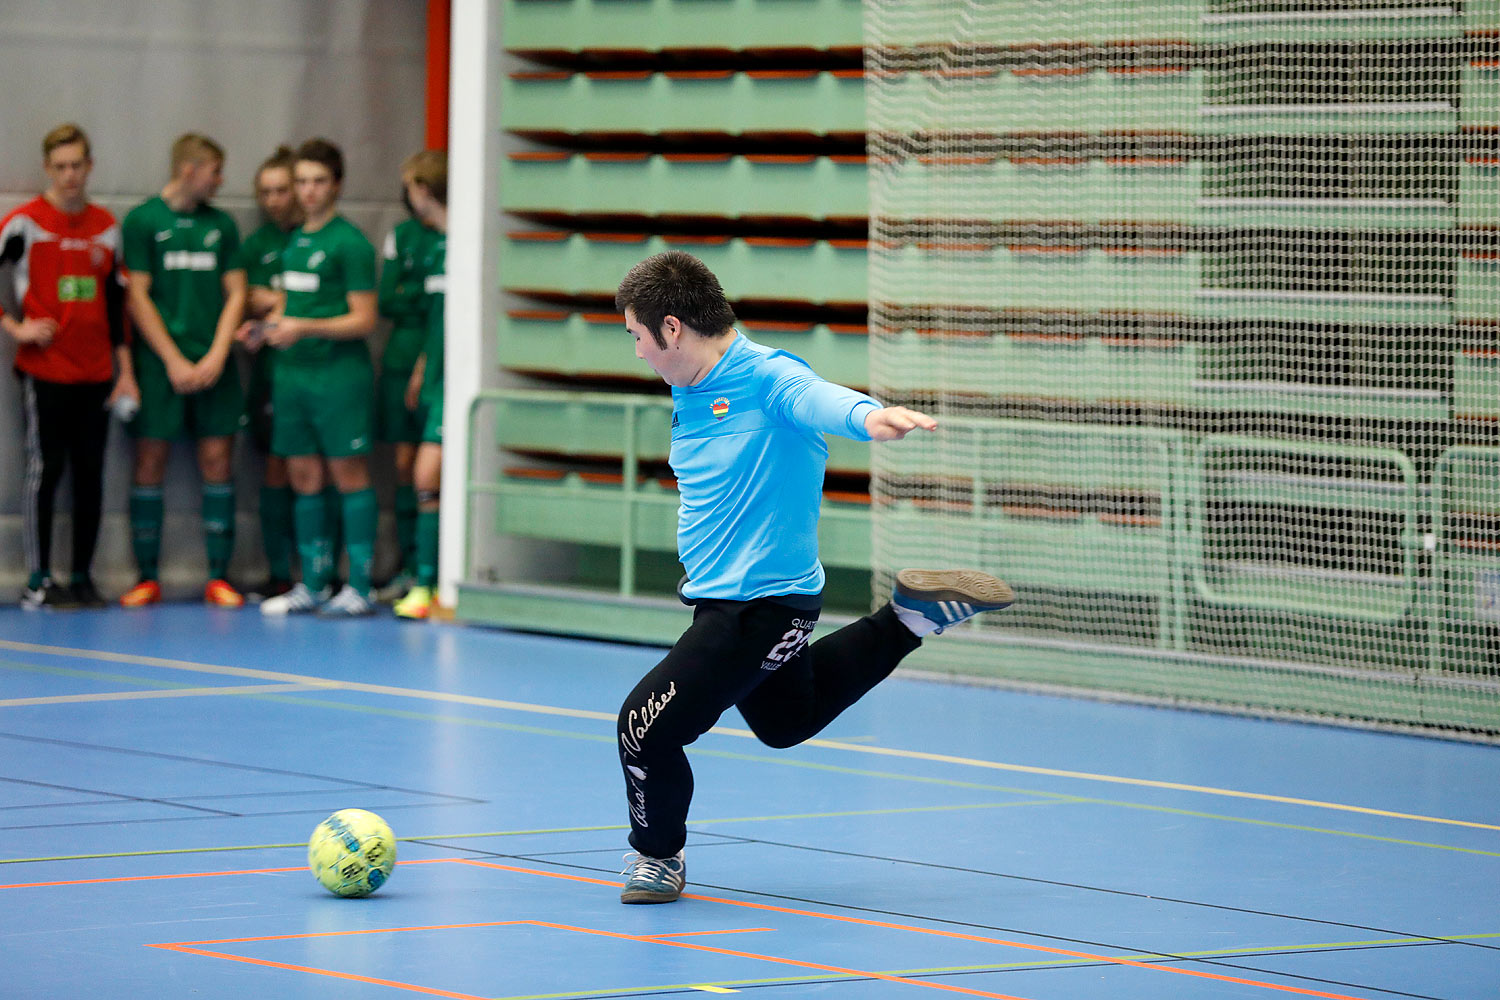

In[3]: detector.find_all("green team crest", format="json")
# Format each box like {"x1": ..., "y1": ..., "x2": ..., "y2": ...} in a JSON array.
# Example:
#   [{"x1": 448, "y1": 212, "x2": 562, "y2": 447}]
[{"x1": 57, "y1": 275, "x2": 98, "y2": 302}]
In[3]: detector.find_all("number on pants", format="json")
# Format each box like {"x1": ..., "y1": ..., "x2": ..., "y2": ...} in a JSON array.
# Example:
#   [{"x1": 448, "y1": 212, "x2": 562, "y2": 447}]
[{"x1": 763, "y1": 626, "x2": 812, "y2": 668}]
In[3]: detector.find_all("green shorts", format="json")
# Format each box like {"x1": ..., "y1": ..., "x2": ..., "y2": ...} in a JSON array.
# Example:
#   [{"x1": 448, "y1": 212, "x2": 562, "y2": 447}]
[
  {"x1": 271, "y1": 357, "x2": 374, "y2": 458},
  {"x1": 374, "y1": 367, "x2": 423, "y2": 445},
  {"x1": 420, "y1": 390, "x2": 443, "y2": 445},
  {"x1": 132, "y1": 347, "x2": 246, "y2": 441}
]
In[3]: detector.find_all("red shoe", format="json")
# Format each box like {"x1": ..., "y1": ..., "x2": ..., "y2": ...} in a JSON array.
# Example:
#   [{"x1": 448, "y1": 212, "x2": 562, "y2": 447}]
[
  {"x1": 119, "y1": 580, "x2": 163, "y2": 608},
  {"x1": 204, "y1": 578, "x2": 245, "y2": 608}
]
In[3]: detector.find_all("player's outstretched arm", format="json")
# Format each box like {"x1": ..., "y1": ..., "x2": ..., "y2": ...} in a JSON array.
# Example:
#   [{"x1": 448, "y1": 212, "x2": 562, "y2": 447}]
[{"x1": 864, "y1": 405, "x2": 938, "y2": 441}]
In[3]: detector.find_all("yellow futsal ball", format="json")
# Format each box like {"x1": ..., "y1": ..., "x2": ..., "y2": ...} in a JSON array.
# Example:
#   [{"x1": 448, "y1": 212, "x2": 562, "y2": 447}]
[{"x1": 308, "y1": 808, "x2": 397, "y2": 897}]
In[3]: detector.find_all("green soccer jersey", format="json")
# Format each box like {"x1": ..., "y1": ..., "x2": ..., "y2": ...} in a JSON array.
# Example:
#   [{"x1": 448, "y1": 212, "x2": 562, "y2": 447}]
[
  {"x1": 278, "y1": 215, "x2": 377, "y2": 367},
  {"x1": 378, "y1": 217, "x2": 437, "y2": 373},
  {"x1": 122, "y1": 195, "x2": 241, "y2": 359},
  {"x1": 419, "y1": 233, "x2": 447, "y2": 406},
  {"x1": 235, "y1": 221, "x2": 291, "y2": 290}
]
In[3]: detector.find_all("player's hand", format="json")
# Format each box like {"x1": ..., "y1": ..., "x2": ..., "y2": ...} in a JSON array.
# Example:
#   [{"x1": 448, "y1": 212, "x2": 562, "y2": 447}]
[
  {"x1": 864, "y1": 405, "x2": 937, "y2": 441},
  {"x1": 107, "y1": 371, "x2": 140, "y2": 410},
  {"x1": 405, "y1": 369, "x2": 424, "y2": 411},
  {"x1": 234, "y1": 320, "x2": 264, "y2": 351},
  {"x1": 13, "y1": 317, "x2": 58, "y2": 346},
  {"x1": 263, "y1": 317, "x2": 303, "y2": 348}
]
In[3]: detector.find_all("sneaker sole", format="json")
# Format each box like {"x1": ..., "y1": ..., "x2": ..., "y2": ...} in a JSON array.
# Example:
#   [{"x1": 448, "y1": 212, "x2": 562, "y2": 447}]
[
  {"x1": 620, "y1": 887, "x2": 682, "y2": 904},
  {"x1": 895, "y1": 569, "x2": 1015, "y2": 610}
]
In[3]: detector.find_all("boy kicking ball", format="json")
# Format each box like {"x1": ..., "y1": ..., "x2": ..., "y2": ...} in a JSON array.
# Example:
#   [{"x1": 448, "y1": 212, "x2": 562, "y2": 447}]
[{"x1": 613, "y1": 251, "x2": 1013, "y2": 904}]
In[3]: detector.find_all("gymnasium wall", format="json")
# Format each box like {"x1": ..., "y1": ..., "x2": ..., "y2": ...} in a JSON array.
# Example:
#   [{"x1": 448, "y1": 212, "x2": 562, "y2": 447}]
[{"x1": 0, "y1": 0, "x2": 427, "y2": 597}]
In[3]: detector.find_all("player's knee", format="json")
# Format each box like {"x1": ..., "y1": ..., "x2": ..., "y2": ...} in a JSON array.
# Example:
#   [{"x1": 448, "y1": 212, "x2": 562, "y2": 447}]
[
  {"x1": 617, "y1": 687, "x2": 681, "y2": 757},
  {"x1": 748, "y1": 721, "x2": 801, "y2": 750}
]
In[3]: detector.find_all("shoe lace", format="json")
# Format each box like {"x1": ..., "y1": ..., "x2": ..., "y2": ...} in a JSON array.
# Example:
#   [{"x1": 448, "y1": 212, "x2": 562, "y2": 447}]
[{"x1": 622, "y1": 852, "x2": 679, "y2": 883}]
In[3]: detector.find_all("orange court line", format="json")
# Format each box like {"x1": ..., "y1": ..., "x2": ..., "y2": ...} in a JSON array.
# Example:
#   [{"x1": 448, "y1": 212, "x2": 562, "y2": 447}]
[
  {"x1": 641, "y1": 927, "x2": 774, "y2": 939},
  {"x1": 161, "y1": 917, "x2": 1037, "y2": 1000},
  {"x1": 697, "y1": 894, "x2": 1374, "y2": 1000},
  {"x1": 453, "y1": 860, "x2": 1371, "y2": 999},
  {"x1": 0, "y1": 858, "x2": 454, "y2": 891},
  {"x1": 159, "y1": 919, "x2": 534, "y2": 948},
  {"x1": 149, "y1": 943, "x2": 492, "y2": 1000},
  {"x1": 524, "y1": 919, "x2": 1039, "y2": 1000},
  {"x1": 130, "y1": 858, "x2": 1375, "y2": 1000}
]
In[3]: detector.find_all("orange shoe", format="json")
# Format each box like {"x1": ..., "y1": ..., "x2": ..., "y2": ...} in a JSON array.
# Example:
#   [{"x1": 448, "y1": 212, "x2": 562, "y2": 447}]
[
  {"x1": 119, "y1": 580, "x2": 162, "y2": 608},
  {"x1": 204, "y1": 578, "x2": 245, "y2": 608}
]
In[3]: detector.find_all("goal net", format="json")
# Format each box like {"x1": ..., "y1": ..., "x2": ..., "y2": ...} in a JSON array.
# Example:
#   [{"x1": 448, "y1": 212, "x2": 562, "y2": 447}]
[{"x1": 863, "y1": 0, "x2": 1500, "y2": 737}]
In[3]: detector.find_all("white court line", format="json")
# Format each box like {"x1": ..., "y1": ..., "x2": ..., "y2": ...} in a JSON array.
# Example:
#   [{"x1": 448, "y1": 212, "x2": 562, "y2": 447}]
[
  {"x1": 0, "y1": 683, "x2": 325, "y2": 708},
  {"x1": 1, "y1": 638, "x2": 1497, "y2": 833}
]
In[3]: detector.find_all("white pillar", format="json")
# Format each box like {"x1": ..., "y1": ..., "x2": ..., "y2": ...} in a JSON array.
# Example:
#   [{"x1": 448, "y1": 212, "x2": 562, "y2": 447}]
[{"x1": 438, "y1": 0, "x2": 500, "y2": 607}]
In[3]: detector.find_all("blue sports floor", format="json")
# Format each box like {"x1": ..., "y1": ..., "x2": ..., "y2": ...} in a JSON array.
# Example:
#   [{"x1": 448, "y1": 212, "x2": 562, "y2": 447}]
[{"x1": 1, "y1": 604, "x2": 1496, "y2": 999}]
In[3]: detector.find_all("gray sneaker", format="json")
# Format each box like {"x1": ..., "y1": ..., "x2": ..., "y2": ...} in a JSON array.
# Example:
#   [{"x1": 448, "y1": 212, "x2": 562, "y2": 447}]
[
  {"x1": 260, "y1": 582, "x2": 324, "y2": 616},
  {"x1": 318, "y1": 584, "x2": 376, "y2": 618},
  {"x1": 620, "y1": 850, "x2": 685, "y2": 904}
]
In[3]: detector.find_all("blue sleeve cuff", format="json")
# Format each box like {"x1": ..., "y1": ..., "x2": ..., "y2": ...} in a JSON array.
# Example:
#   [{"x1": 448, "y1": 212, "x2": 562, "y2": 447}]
[{"x1": 848, "y1": 399, "x2": 881, "y2": 440}]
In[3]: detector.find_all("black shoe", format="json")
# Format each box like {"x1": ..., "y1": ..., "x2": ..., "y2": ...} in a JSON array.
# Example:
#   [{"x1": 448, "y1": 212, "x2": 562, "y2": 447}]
[
  {"x1": 21, "y1": 579, "x2": 80, "y2": 610},
  {"x1": 68, "y1": 579, "x2": 107, "y2": 608}
]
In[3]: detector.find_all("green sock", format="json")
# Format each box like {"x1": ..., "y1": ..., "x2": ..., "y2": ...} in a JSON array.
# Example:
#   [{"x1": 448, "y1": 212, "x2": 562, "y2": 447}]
[
  {"x1": 415, "y1": 508, "x2": 440, "y2": 587},
  {"x1": 341, "y1": 488, "x2": 378, "y2": 594},
  {"x1": 260, "y1": 485, "x2": 294, "y2": 581},
  {"x1": 202, "y1": 481, "x2": 235, "y2": 580},
  {"x1": 27, "y1": 570, "x2": 46, "y2": 590},
  {"x1": 129, "y1": 485, "x2": 164, "y2": 581},
  {"x1": 293, "y1": 492, "x2": 332, "y2": 592},
  {"x1": 394, "y1": 483, "x2": 418, "y2": 577},
  {"x1": 323, "y1": 485, "x2": 344, "y2": 572}
]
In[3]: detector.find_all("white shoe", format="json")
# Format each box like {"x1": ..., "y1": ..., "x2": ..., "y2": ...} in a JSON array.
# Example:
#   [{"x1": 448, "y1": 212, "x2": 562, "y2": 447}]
[
  {"x1": 317, "y1": 584, "x2": 376, "y2": 618},
  {"x1": 260, "y1": 582, "x2": 325, "y2": 616}
]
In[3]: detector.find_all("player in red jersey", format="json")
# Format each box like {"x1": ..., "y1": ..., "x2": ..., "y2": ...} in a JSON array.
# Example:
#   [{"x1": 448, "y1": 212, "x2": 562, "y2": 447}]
[{"x1": 0, "y1": 123, "x2": 136, "y2": 609}]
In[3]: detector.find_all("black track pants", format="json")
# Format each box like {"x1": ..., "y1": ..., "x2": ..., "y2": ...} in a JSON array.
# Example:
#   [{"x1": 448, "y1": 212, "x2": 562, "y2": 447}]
[
  {"x1": 18, "y1": 375, "x2": 111, "y2": 580},
  {"x1": 617, "y1": 598, "x2": 921, "y2": 860}
]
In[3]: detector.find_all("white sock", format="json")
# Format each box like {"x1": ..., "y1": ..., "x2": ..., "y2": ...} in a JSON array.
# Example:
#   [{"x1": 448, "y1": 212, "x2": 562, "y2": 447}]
[{"x1": 894, "y1": 603, "x2": 940, "y2": 637}]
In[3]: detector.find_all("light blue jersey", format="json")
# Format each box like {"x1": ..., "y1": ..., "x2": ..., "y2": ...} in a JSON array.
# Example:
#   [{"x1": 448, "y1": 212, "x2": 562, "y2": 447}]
[{"x1": 670, "y1": 333, "x2": 879, "y2": 603}]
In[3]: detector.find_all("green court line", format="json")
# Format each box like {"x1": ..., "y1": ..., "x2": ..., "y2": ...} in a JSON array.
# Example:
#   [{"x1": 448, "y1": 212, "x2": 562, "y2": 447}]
[
  {"x1": 3, "y1": 641, "x2": 1499, "y2": 851},
  {"x1": 181, "y1": 691, "x2": 1500, "y2": 857},
  {"x1": 4, "y1": 671, "x2": 1498, "y2": 860},
  {"x1": 478, "y1": 932, "x2": 1500, "y2": 1000},
  {"x1": 0, "y1": 804, "x2": 1060, "y2": 866},
  {"x1": 0, "y1": 657, "x2": 236, "y2": 690}
]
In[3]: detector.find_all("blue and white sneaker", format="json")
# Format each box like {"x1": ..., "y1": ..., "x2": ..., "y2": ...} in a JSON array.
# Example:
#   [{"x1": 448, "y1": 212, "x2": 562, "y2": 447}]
[
  {"x1": 892, "y1": 569, "x2": 1014, "y2": 636},
  {"x1": 260, "y1": 582, "x2": 327, "y2": 616},
  {"x1": 620, "y1": 850, "x2": 686, "y2": 904},
  {"x1": 317, "y1": 584, "x2": 376, "y2": 618}
]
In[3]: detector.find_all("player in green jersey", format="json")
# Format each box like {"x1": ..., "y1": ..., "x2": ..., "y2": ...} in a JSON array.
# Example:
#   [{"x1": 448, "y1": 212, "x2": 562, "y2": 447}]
[
  {"x1": 253, "y1": 138, "x2": 380, "y2": 618},
  {"x1": 392, "y1": 151, "x2": 447, "y2": 621},
  {"x1": 373, "y1": 188, "x2": 438, "y2": 601},
  {"x1": 234, "y1": 146, "x2": 303, "y2": 601},
  {"x1": 119, "y1": 133, "x2": 246, "y2": 608}
]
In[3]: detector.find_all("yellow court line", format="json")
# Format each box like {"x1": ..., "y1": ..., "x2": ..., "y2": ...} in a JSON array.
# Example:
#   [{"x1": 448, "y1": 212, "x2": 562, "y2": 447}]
[
  {"x1": 2, "y1": 638, "x2": 1497, "y2": 834},
  {"x1": 0, "y1": 683, "x2": 322, "y2": 708}
]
